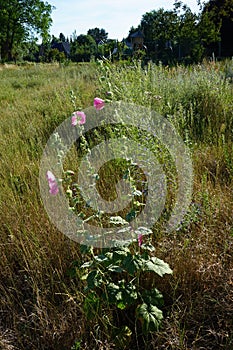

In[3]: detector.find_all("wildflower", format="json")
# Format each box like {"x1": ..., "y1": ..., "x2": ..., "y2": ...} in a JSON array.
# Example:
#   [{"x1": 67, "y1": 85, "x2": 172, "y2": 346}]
[
  {"x1": 46, "y1": 170, "x2": 56, "y2": 183},
  {"x1": 71, "y1": 111, "x2": 86, "y2": 126},
  {"x1": 49, "y1": 182, "x2": 59, "y2": 195},
  {"x1": 138, "y1": 233, "x2": 143, "y2": 247},
  {"x1": 94, "y1": 97, "x2": 105, "y2": 110},
  {"x1": 46, "y1": 170, "x2": 59, "y2": 195}
]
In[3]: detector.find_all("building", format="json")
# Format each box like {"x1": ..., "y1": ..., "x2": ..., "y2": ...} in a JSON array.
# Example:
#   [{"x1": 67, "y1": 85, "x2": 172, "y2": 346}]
[
  {"x1": 130, "y1": 30, "x2": 144, "y2": 50},
  {"x1": 51, "y1": 42, "x2": 70, "y2": 57}
]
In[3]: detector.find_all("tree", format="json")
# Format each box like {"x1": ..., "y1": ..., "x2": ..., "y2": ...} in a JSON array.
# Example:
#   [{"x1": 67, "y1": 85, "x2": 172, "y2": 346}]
[
  {"x1": 126, "y1": 2, "x2": 226, "y2": 64},
  {"x1": 140, "y1": 9, "x2": 180, "y2": 62},
  {"x1": 87, "y1": 28, "x2": 108, "y2": 43},
  {"x1": 0, "y1": 0, "x2": 53, "y2": 61},
  {"x1": 201, "y1": 0, "x2": 233, "y2": 57},
  {"x1": 70, "y1": 34, "x2": 96, "y2": 62},
  {"x1": 19, "y1": 38, "x2": 39, "y2": 61},
  {"x1": 173, "y1": 2, "x2": 205, "y2": 63},
  {"x1": 59, "y1": 32, "x2": 66, "y2": 42}
]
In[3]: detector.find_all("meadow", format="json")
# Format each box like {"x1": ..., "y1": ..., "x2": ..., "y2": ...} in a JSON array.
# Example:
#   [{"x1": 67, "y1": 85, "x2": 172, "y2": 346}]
[{"x1": 0, "y1": 60, "x2": 232, "y2": 349}]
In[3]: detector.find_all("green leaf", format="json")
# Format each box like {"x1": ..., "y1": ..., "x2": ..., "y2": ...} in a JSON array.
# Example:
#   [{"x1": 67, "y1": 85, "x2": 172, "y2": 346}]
[
  {"x1": 106, "y1": 282, "x2": 122, "y2": 303},
  {"x1": 143, "y1": 257, "x2": 173, "y2": 277},
  {"x1": 80, "y1": 273, "x2": 88, "y2": 281},
  {"x1": 132, "y1": 189, "x2": 142, "y2": 196},
  {"x1": 80, "y1": 260, "x2": 93, "y2": 269},
  {"x1": 125, "y1": 209, "x2": 136, "y2": 222},
  {"x1": 135, "y1": 227, "x2": 153, "y2": 236},
  {"x1": 108, "y1": 265, "x2": 123, "y2": 273},
  {"x1": 110, "y1": 216, "x2": 129, "y2": 225},
  {"x1": 112, "y1": 248, "x2": 129, "y2": 265},
  {"x1": 142, "y1": 288, "x2": 164, "y2": 308},
  {"x1": 86, "y1": 270, "x2": 102, "y2": 289},
  {"x1": 123, "y1": 283, "x2": 138, "y2": 305},
  {"x1": 122, "y1": 254, "x2": 141, "y2": 275},
  {"x1": 136, "y1": 303, "x2": 163, "y2": 333},
  {"x1": 94, "y1": 253, "x2": 112, "y2": 267},
  {"x1": 140, "y1": 243, "x2": 155, "y2": 252},
  {"x1": 117, "y1": 301, "x2": 127, "y2": 310}
]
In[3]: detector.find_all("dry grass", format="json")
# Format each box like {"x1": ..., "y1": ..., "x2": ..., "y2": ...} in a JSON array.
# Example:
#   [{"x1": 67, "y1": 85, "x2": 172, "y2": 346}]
[{"x1": 0, "y1": 62, "x2": 232, "y2": 350}]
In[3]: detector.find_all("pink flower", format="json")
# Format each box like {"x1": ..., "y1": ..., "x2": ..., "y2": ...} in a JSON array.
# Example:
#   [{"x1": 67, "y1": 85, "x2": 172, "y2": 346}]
[
  {"x1": 46, "y1": 170, "x2": 59, "y2": 195},
  {"x1": 71, "y1": 111, "x2": 86, "y2": 126},
  {"x1": 46, "y1": 170, "x2": 56, "y2": 183},
  {"x1": 71, "y1": 115, "x2": 77, "y2": 126},
  {"x1": 49, "y1": 181, "x2": 59, "y2": 195},
  {"x1": 94, "y1": 97, "x2": 105, "y2": 110},
  {"x1": 138, "y1": 233, "x2": 143, "y2": 247}
]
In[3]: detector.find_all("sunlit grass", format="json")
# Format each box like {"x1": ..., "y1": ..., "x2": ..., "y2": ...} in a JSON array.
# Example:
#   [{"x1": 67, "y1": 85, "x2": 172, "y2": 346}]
[{"x1": 0, "y1": 60, "x2": 232, "y2": 349}]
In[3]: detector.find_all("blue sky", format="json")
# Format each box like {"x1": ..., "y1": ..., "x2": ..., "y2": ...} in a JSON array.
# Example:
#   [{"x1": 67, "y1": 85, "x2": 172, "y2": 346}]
[{"x1": 49, "y1": 0, "x2": 201, "y2": 40}]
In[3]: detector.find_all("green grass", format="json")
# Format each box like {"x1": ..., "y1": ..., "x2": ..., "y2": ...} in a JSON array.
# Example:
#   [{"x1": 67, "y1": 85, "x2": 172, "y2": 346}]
[{"x1": 0, "y1": 60, "x2": 232, "y2": 349}]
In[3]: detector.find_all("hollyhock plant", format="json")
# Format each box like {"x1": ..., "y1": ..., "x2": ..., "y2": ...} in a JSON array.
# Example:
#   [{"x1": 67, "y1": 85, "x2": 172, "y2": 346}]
[
  {"x1": 138, "y1": 233, "x2": 143, "y2": 247},
  {"x1": 46, "y1": 170, "x2": 59, "y2": 195},
  {"x1": 94, "y1": 97, "x2": 105, "y2": 110},
  {"x1": 71, "y1": 111, "x2": 86, "y2": 126}
]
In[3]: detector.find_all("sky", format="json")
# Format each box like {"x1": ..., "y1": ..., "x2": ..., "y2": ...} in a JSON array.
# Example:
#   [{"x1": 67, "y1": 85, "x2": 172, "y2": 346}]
[{"x1": 49, "y1": 0, "x2": 201, "y2": 41}]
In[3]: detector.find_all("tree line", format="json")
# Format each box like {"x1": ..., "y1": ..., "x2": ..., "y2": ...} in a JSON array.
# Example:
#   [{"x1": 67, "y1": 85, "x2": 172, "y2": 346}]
[{"x1": 0, "y1": 0, "x2": 232, "y2": 64}]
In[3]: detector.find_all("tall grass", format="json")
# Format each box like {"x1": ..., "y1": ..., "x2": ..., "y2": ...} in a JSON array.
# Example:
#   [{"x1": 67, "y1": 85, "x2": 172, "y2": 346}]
[
  {"x1": 98, "y1": 59, "x2": 233, "y2": 144},
  {"x1": 0, "y1": 61, "x2": 232, "y2": 349},
  {"x1": 0, "y1": 63, "x2": 97, "y2": 349}
]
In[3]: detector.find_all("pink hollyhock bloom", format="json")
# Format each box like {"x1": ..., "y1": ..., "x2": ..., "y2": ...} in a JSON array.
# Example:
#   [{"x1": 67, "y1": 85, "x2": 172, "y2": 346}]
[
  {"x1": 138, "y1": 233, "x2": 143, "y2": 247},
  {"x1": 49, "y1": 181, "x2": 59, "y2": 195},
  {"x1": 94, "y1": 97, "x2": 105, "y2": 110},
  {"x1": 46, "y1": 170, "x2": 59, "y2": 195},
  {"x1": 46, "y1": 170, "x2": 56, "y2": 183},
  {"x1": 71, "y1": 115, "x2": 77, "y2": 126},
  {"x1": 71, "y1": 111, "x2": 86, "y2": 126}
]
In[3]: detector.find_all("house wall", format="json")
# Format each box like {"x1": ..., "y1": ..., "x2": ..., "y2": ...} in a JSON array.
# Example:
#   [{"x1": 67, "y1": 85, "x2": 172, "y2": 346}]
[{"x1": 132, "y1": 37, "x2": 144, "y2": 50}]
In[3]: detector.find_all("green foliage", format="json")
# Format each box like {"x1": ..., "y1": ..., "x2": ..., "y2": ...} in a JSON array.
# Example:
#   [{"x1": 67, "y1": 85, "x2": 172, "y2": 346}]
[
  {"x1": 79, "y1": 241, "x2": 172, "y2": 340},
  {"x1": 140, "y1": 8, "x2": 179, "y2": 63},
  {"x1": 127, "y1": 1, "x2": 232, "y2": 63},
  {"x1": 87, "y1": 27, "x2": 108, "y2": 43},
  {"x1": 70, "y1": 34, "x2": 97, "y2": 62},
  {"x1": 201, "y1": 0, "x2": 233, "y2": 57},
  {"x1": 97, "y1": 59, "x2": 233, "y2": 144},
  {"x1": 43, "y1": 48, "x2": 66, "y2": 62},
  {"x1": 1, "y1": 1, "x2": 231, "y2": 64},
  {"x1": 136, "y1": 303, "x2": 163, "y2": 333},
  {"x1": 71, "y1": 340, "x2": 82, "y2": 350},
  {"x1": 0, "y1": 0, "x2": 53, "y2": 61}
]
